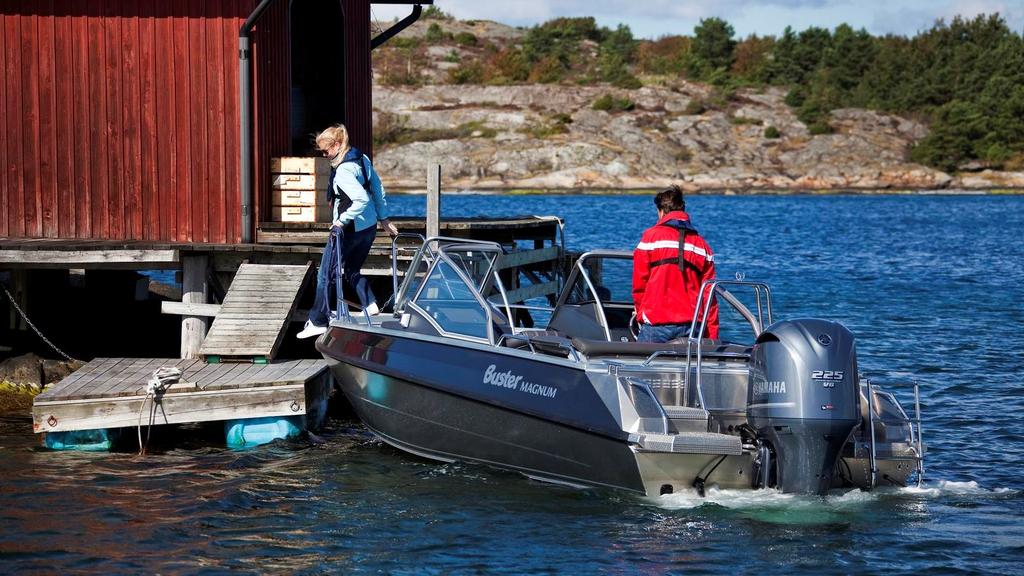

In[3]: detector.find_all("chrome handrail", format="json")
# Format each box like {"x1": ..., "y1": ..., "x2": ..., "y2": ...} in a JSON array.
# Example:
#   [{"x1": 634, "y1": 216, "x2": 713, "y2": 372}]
[
  {"x1": 686, "y1": 279, "x2": 773, "y2": 414},
  {"x1": 867, "y1": 377, "x2": 879, "y2": 489},
  {"x1": 496, "y1": 333, "x2": 581, "y2": 362},
  {"x1": 391, "y1": 232, "x2": 426, "y2": 304},
  {"x1": 914, "y1": 382, "x2": 925, "y2": 487}
]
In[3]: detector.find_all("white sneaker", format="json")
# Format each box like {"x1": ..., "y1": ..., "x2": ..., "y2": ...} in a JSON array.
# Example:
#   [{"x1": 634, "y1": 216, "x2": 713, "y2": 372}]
[
  {"x1": 297, "y1": 320, "x2": 327, "y2": 339},
  {"x1": 364, "y1": 302, "x2": 380, "y2": 316},
  {"x1": 329, "y1": 310, "x2": 338, "y2": 322}
]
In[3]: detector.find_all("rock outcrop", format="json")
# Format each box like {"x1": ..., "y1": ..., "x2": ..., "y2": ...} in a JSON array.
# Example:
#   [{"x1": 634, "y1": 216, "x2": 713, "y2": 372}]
[{"x1": 372, "y1": 84, "x2": 1021, "y2": 191}]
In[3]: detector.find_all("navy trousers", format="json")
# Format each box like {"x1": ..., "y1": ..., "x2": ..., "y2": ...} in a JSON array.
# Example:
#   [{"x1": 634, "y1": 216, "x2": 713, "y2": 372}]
[{"x1": 309, "y1": 225, "x2": 378, "y2": 327}]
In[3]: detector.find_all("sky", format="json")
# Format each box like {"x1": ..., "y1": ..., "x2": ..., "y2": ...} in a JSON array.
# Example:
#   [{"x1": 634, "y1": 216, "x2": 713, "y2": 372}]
[{"x1": 370, "y1": 0, "x2": 1024, "y2": 39}]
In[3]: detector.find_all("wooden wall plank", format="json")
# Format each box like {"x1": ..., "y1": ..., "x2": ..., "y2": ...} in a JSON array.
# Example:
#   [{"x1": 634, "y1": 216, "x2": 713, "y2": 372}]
[
  {"x1": 223, "y1": 0, "x2": 242, "y2": 243},
  {"x1": 172, "y1": 0, "x2": 190, "y2": 242},
  {"x1": 87, "y1": 4, "x2": 107, "y2": 238},
  {"x1": 103, "y1": 1, "x2": 124, "y2": 239},
  {"x1": 206, "y1": 0, "x2": 225, "y2": 244},
  {"x1": 71, "y1": 0, "x2": 91, "y2": 238},
  {"x1": 122, "y1": 0, "x2": 142, "y2": 240},
  {"x1": 154, "y1": 0, "x2": 175, "y2": 242},
  {"x1": 37, "y1": 2, "x2": 57, "y2": 238},
  {"x1": 138, "y1": 0, "x2": 157, "y2": 240},
  {"x1": 0, "y1": 10, "x2": 9, "y2": 238},
  {"x1": 188, "y1": 0, "x2": 208, "y2": 243},
  {"x1": 4, "y1": 11, "x2": 20, "y2": 238},
  {"x1": 54, "y1": 6, "x2": 75, "y2": 238},
  {"x1": 20, "y1": 8, "x2": 40, "y2": 237}
]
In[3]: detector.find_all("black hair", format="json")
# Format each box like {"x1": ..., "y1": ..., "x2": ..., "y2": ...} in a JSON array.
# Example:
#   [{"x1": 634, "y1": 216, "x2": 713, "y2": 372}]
[{"x1": 654, "y1": 185, "x2": 685, "y2": 213}]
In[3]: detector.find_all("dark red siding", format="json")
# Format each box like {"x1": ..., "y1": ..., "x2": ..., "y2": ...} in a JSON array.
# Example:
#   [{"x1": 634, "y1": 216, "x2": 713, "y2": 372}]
[
  {"x1": 343, "y1": 0, "x2": 373, "y2": 157},
  {"x1": 0, "y1": 0, "x2": 298, "y2": 243}
]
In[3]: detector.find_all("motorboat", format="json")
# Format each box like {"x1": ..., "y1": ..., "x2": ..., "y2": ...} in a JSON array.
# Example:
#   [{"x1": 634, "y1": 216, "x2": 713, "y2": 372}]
[{"x1": 316, "y1": 237, "x2": 925, "y2": 496}]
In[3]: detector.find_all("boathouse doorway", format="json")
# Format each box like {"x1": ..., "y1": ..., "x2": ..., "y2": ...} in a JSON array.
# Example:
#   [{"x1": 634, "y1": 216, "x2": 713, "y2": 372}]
[{"x1": 290, "y1": 1, "x2": 347, "y2": 155}]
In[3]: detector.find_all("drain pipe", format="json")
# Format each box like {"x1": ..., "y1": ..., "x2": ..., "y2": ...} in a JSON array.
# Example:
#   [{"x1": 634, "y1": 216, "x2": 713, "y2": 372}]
[
  {"x1": 239, "y1": 0, "x2": 277, "y2": 244},
  {"x1": 371, "y1": 4, "x2": 424, "y2": 50}
]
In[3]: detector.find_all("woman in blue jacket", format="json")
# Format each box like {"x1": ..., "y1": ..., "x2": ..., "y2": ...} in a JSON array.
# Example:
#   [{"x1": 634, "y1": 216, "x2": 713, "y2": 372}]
[{"x1": 298, "y1": 124, "x2": 398, "y2": 339}]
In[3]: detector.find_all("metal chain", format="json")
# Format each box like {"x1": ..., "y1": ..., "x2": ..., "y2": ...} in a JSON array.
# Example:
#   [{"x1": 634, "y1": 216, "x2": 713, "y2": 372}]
[{"x1": 1, "y1": 281, "x2": 80, "y2": 363}]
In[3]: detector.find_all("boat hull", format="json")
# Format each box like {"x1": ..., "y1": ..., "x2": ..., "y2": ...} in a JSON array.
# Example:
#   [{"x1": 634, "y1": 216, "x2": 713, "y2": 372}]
[{"x1": 319, "y1": 325, "x2": 650, "y2": 492}]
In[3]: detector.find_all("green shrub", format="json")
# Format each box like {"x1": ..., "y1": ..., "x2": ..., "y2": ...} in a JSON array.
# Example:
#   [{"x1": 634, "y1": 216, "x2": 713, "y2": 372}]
[
  {"x1": 592, "y1": 94, "x2": 635, "y2": 112},
  {"x1": 425, "y1": 23, "x2": 446, "y2": 43},
  {"x1": 808, "y1": 121, "x2": 834, "y2": 135},
  {"x1": 730, "y1": 116, "x2": 763, "y2": 125},
  {"x1": 764, "y1": 125, "x2": 781, "y2": 138},
  {"x1": 527, "y1": 56, "x2": 565, "y2": 84},
  {"x1": 551, "y1": 112, "x2": 573, "y2": 125},
  {"x1": 454, "y1": 32, "x2": 478, "y2": 46},
  {"x1": 448, "y1": 62, "x2": 484, "y2": 84},
  {"x1": 683, "y1": 99, "x2": 706, "y2": 115},
  {"x1": 389, "y1": 37, "x2": 422, "y2": 49}
]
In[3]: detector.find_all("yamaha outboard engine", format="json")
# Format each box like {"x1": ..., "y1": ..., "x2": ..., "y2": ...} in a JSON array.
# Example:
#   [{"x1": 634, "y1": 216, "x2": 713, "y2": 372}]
[{"x1": 746, "y1": 319, "x2": 860, "y2": 495}]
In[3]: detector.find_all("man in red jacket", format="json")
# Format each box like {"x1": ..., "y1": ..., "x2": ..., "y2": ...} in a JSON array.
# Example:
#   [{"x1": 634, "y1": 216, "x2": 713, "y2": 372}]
[{"x1": 632, "y1": 185, "x2": 719, "y2": 343}]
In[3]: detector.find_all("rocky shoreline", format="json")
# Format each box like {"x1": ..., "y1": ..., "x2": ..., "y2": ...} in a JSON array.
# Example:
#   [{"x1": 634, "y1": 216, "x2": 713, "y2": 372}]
[
  {"x1": 0, "y1": 354, "x2": 82, "y2": 416},
  {"x1": 372, "y1": 84, "x2": 1024, "y2": 192}
]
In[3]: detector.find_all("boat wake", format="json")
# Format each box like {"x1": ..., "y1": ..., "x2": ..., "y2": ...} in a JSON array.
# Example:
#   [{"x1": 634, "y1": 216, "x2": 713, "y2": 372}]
[{"x1": 650, "y1": 480, "x2": 1019, "y2": 524}]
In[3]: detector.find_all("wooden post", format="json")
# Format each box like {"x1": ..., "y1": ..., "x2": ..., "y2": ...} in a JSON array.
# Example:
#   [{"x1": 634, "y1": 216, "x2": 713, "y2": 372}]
[
  {"x1": 180, "y1": 255, "x2": 209, "y2": 359},
  {"x1": 426, "y1": 163, "x2": 441, "y2": 239}
]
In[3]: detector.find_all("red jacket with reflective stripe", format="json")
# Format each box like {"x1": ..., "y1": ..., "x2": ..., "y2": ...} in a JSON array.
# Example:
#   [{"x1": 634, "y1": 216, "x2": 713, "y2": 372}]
[{"x1": 632, "y1": 211, "x2": 719, "y2": 338}]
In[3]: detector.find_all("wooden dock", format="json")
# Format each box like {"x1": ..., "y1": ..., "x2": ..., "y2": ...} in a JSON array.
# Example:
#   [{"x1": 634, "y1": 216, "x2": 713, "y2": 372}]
[
  {"x1": 32, "y1": 358, "x2": 331, "y2": 435},
  {"x1": 7, "y1": 214, "x2": 565, "y2": 447}
]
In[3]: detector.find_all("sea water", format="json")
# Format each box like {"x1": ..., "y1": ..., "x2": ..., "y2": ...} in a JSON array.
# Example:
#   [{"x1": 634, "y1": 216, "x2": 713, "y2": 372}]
[{"x1": 1, "y1": 194, "x2": 1022, "y2": 574}]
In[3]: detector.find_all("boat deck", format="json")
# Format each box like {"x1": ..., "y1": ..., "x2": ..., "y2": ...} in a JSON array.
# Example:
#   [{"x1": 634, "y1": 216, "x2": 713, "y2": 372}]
[{"x1": 32, "y1": 357, "x2": 331, "y2": 434}]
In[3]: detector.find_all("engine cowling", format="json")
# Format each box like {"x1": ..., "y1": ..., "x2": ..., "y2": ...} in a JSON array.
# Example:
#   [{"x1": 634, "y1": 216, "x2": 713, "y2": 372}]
[{"x1": 746, "y1": 319, "x2": 861, "y2": 494}]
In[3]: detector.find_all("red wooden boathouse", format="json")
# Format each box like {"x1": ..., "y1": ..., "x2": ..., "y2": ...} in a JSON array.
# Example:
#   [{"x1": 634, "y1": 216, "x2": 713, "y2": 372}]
[{"x1": 0, "y1": 0, "x2": 423, "y2": 244}]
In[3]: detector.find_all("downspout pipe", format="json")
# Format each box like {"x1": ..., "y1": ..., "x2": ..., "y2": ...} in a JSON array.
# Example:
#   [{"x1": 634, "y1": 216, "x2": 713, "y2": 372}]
[
  {"x1": 371, "y1": 4, "x2": 424, "y2": 50},
  {"x1": 239, "y1": 0, "x2": 277, "y2": 244}
]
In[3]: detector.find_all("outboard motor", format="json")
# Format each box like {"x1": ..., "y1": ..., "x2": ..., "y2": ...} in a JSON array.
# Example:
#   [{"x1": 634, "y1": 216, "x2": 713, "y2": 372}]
[{"x1": 746, "y1": 319, "x2": 861, "y2": 495}]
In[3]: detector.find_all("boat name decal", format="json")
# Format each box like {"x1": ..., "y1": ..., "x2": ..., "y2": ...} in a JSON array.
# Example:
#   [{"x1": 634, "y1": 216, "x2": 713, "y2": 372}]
[
  {"x1": 483, "y1": 364, "x2": 557, "y2": 399},
  {"x1": 753, "y1": 380, "x2": 786, "y2": 395}
]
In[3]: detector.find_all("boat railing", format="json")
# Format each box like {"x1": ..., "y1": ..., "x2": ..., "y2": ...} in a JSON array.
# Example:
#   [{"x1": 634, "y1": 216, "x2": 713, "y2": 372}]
[
  {"x1": 496, "y1": 333, "x2": 581, "y2": 362},
  {"x1": 686, "y1": 279, "x2": 772, "y2": 409},
  {"x1": 388, "y1": 232, "x2": 427, "y2": 309},
  {"x1": 862, "y1": 378, "x2": 926, "y2": 488}
]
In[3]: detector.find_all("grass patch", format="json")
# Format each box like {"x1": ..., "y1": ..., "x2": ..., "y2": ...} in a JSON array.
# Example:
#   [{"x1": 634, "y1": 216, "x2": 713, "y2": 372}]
[
  {"x1": 729, "y1": 116, "x2": 763, "y2": 126},
  {"x1": 0, "y1": 381, "x2": 38, "y2": 415},
  {"x1": 592, "y1": 94, "x2": 635, "y2": 112}
]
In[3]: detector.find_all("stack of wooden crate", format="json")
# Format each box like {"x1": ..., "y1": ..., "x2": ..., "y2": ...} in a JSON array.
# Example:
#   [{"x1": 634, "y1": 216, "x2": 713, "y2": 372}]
[{"x1": 270, "y1": 157, "x2": 332, "y2": 222}]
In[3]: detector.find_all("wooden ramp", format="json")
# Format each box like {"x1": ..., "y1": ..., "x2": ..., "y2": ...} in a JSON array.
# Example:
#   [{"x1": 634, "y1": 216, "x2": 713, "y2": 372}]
[
  {"x1": 32, "y1": 357, "x2": 330, "y2": 434},
  {"x1": 199, "y1": 263, "x2": 312, "y2": 362}
]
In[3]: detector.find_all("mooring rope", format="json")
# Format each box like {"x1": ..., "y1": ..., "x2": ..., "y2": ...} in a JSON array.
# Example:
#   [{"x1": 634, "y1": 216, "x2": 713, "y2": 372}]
[
  {"x1": 1, "y1": 281, "x2": 80, "y2": 363},
  {"x1": 137, "y1": 366, "x2": 183, "y2": 455}
]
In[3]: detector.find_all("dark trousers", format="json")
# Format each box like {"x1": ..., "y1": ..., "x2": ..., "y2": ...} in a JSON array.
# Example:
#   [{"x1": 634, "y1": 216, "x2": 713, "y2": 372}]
[
  {"x1": 637, "y1": 323, "x2": 693, "y2": 343},
  {"x1": 309, "y1": 225, "x2": 378, "y2": 327}
]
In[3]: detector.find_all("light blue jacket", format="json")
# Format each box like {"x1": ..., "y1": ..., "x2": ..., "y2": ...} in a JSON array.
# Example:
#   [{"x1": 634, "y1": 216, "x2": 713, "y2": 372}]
[{"x1": 333, "y1": 154, "x2": 389, "y2": 232}]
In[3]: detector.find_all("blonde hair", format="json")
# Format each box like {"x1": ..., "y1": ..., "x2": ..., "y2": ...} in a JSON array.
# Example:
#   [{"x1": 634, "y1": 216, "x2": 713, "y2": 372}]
[{"x1": 314, "y1": 124, "x2": 350, "y2": 156}]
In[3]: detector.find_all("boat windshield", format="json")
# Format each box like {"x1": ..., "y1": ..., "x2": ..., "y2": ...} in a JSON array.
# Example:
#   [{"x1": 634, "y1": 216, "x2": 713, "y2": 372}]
[
  {"x1": 563, "y1": 256, "x2": 633, "y2": 305},
  {"x1": 396, "y1": 238, "x2": 508, "y2": 342}
]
